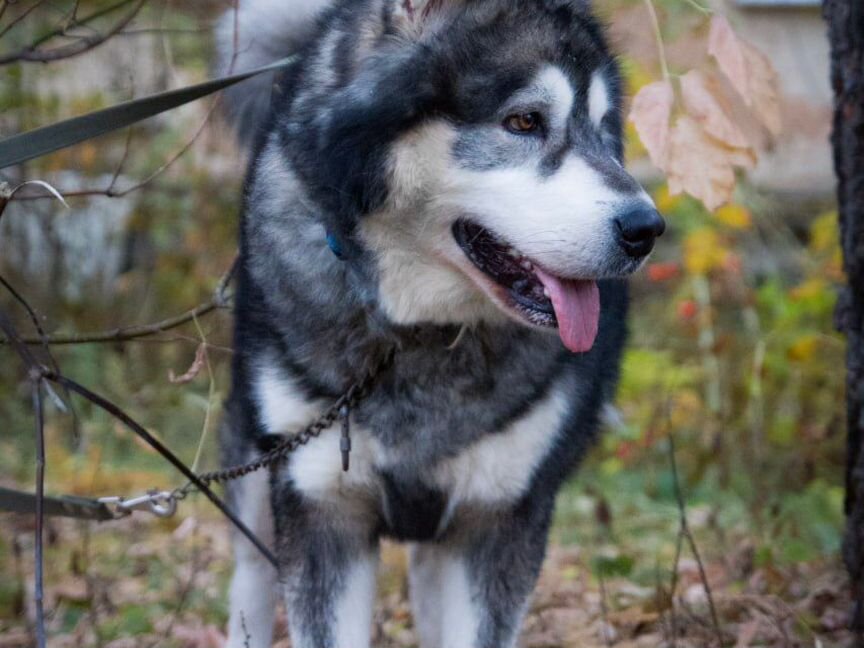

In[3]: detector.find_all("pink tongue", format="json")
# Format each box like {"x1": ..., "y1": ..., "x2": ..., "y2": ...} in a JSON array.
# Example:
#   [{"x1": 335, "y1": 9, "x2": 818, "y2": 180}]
[{"x1": 534, "y1": 268, "x2": 600, "y2": 353}]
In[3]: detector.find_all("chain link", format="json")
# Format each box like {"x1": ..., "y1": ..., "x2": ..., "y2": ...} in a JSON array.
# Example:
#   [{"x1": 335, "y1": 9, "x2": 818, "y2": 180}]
[
  {"x1": 167, "y1": 349, "x2": 395, "y2": 506},
  {"x1": 93, "y1": 350, "x2": 394, "y2": 519}
]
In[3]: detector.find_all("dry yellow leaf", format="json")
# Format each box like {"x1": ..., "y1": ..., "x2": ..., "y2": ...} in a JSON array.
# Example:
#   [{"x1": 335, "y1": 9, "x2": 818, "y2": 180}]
[
  {"x1": 788, "y1": 335, "x2": 819, "y2": 363},
  {"x1": 708, "y1": 15, "x2": 782, "y2": 136},
  {"x1": 790, "y1": 278, "x2": 829, "y2": 302},
  {"x1": 680, "y1": 70, "x2": 751, "y2": 149},
  {"x1": 666, "y1": 116, "x2": 755, "y2": 211},
  {"x1": 168, "y1": 342, "x2": 208, "y2": 384},
  {"x1": 683, "y1": 227, "x2": 727, "y2": 275},
  {"x1": 715, "y1": 203, "x2": 752, "y2": 230},
  {"x1": 628, "y1": 80, "x2": 674, "y2": 167}
]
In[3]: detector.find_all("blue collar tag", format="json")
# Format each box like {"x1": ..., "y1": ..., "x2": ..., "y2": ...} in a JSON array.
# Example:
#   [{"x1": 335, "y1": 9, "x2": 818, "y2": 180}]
[{"x1": 326, "y1": 231, "x2": 345, "y2": 260}]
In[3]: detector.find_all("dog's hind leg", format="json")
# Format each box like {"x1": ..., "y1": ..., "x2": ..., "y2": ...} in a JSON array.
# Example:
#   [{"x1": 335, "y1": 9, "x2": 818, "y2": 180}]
[{"x1": 226, "y1": 469, "x2": 278, "y2": 648}]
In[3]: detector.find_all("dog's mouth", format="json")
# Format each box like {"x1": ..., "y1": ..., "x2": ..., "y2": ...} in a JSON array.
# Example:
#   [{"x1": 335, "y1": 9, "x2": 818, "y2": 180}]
[{"x1": 452, "y1": 220, "x2": 599, "y2": 353}]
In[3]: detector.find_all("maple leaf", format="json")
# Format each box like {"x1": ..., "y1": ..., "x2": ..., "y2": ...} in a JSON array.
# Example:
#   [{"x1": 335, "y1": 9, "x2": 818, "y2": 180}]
[
  {"x1": 666, "y1": 116, "x2": 755, "y2": 211},
  {"x1": 628, "y1": 80, "x2": 674, "y2": 168},
  {"x1": 680, "y1": 70, "x2": 752, "y2": 149},
  {"x1": 708, "y1": 15, "x2": 782, "y2": 136}
]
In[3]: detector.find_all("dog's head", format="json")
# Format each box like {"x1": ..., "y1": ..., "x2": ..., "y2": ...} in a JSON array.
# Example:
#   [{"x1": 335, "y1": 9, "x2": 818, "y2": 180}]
[{"x1": 282, "y1": 0, "x2": 664, "y2": 352}]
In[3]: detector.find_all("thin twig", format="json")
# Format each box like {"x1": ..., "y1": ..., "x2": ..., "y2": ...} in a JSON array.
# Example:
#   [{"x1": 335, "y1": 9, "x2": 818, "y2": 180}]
[
  {"x1": 11, "y1": 96, "x2": 221, "y2": 202},
  {"x1": 117, "y1": 26, "x2": 207, "y2": 36},
  {"x1": 598, "y1": 571, "x2": 614, "y2": 647},
  {"x1": 29, "y1": 0, "x2": 138, "y2": 49},
  {"x1": 65, "y1": 0, "x2": 81, "y2": 27},
  {"x1": 106, "y1": 125, "x2": 135, "y2": 194},
  {"x1": 681, "y1": 0, "x2": 712, "y2": 14},
  {"x1": 0, "y1": 273, "x2": 69, "y2": 411},
  {"x1": 654, "y1": 561, "x2": 672, "y2": 646},
  {"x1": 0, "y1": 306, "x2": 47, "y2": 648},
  {"x1": 189, "y1": 314, "x2": 216, "y2": 473},
  {"x1": 146, "y1": 527, "x2": 202, "y2": 647},
  {"x1": 31, "y1": 374, "x2": 46, "y2": 648},
  {"x1": 668, "y1": 436, "x2": 724, "y2": 646},
  {"x1": 0, "y1": 0, "x2": 49, "y2": 39},
  {"x1": 643, "y1": 0, "x2": 670, "y2": 81},
  {"x1": 669, "y1": 528, "x2": 685, "y2": 647},
  {"x1": 1, "y1": 256, "x2": 237, "y2": 346},
  {"x1": 117, "y1": 96, "x2": 221, "y2": 195},
  {"x1": 0, "y1": 0, "x2": 145, "y2": 64},
  {"x1": 0, "y1": 304, "x2": 276, "y2": 567},
  {"x1": 50, "y1": 372, "x2": 276, "y2": 566}
]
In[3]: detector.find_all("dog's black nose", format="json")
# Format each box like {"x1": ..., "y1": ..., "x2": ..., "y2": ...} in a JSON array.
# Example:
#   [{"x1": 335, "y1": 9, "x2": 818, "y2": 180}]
[{"x1": 615, "y1": 205, "x2": 666, "y2": 258}]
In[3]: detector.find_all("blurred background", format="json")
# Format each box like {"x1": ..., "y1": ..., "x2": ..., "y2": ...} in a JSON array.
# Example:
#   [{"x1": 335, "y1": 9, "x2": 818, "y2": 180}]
[{"x1": 0, "y1": 0, "x2": 848, "y2": 646}]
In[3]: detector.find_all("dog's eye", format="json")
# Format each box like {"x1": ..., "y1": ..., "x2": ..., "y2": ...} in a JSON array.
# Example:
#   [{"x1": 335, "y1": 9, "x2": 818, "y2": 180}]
[{"x1": 504, "y1": 112, "x2": 542, "y2": 134}]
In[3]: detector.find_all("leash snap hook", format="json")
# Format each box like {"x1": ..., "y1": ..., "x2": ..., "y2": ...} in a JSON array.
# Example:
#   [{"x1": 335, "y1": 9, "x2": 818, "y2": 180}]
[
  {"x1": 96, "y1": 496, "x2": 131, "y2": 519},
  {"x1": 98, "y1": 491, "x2": 177, "y2": 519}
]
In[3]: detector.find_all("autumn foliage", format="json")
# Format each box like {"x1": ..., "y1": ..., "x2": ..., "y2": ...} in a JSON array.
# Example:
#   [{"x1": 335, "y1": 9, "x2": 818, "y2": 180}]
[{"x1": 630, "y1": 16, "x2": 781, "y2": 211}]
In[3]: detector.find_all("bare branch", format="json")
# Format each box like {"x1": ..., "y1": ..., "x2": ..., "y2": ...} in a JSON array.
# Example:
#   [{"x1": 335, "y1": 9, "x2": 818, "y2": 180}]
[
  {"x1": 31, "y1": 374, "x2": 46, "y2": 648},
  {"x1": 0, "y1": 307, "x2": 47, "y2": 647},
  {"x1": 117, "y1": 26, "x2": 207, "y2": 37},
  {"x1": 29, "y1": 0, "x2": 136, "y2": 47},
  {"x1": 0, "y1": 301, "x2": 276, "y2": 568},
  {"x1": 0, "y1": 0, "x2": 50, "y2": 39},
  {"x1": 11, "y1": 97, "x2": 221, "y2": 202},
  {"x1": 0, "y1": 0, "x2": 146, "y2": 65},
  {"x1": 0, "y1": 273, "x2": 67, "y2": 399},
  {"x1": 49, "y1": 371, "x2": 276, "y2": 566},
  {"x1": 0, "y1": 255, "x2": 237, "y2": 346},
  {"x1": 108, "y1": 126, "x2": 134, "y2": 193}
]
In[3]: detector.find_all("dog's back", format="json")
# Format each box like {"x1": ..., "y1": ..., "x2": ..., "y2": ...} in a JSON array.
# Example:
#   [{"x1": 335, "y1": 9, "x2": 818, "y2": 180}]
[{"x1": 217, "y1": 2, "x2": 661, "y2": 647}]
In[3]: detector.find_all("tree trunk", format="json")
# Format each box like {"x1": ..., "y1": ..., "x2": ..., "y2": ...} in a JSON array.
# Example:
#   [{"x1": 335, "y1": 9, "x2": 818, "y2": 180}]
[{"x1": 825, "y1": 0, "x2": 864, "y2": 637}]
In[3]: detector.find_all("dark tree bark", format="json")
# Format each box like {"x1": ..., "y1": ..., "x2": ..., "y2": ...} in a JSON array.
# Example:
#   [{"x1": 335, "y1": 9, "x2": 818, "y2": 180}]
[{"x1": 825, "y1": 0, "x2": 864, "y2": 637}]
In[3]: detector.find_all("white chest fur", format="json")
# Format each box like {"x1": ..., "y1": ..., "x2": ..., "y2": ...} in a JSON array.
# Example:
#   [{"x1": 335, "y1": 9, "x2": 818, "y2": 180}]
[
  {"x1": 254, "y1": 363, "x2": 571, "y2": 509},
  {"x1": 430, "y1": 384, "x2": 569, "y2": 506}
]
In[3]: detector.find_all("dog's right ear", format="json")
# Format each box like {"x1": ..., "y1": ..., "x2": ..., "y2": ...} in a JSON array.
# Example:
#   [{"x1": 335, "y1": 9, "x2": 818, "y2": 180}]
[{"x1": 544, "y1": 0, "x2": 593, "y2": 15}]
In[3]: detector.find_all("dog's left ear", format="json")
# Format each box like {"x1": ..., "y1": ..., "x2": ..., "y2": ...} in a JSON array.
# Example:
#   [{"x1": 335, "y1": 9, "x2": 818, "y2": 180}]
[{"x1": 392, "y1": 0, "x2": 465, "y2": 34}]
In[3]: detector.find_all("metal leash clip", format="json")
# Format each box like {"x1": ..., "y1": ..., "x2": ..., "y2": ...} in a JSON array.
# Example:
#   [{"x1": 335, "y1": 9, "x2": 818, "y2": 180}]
[{"x1": 97, "y1": 491, "x2": 178, "y2": 519}]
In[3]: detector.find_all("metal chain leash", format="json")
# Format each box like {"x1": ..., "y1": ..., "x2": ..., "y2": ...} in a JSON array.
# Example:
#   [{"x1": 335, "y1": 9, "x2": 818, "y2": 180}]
[{"x1": 98, "y1": 348, "x2": 396, "y2": 519}]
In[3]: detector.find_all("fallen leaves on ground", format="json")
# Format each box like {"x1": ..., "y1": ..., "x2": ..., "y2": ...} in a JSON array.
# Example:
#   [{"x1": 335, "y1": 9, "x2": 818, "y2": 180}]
[{"x1": 0, "y1": 507, "x2": 851, "y2": 647}]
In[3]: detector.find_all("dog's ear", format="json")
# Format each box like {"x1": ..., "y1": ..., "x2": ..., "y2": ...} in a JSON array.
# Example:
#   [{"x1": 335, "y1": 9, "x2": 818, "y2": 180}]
[
  {"x1": 544, "y1": 0, "x2": 592, "y2": 15},
  {"x1": 392, "y1": 0, "x2": 465, "y2": 34}
]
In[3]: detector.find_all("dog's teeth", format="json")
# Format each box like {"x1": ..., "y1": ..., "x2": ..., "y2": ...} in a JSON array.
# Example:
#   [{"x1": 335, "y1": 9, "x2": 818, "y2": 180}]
[
  {"x1": 543, "y1": 287, "x2": 550, "y2": 298},
  {"x1": 520, "y1": 259, "x2": 533, "y2": 271}
]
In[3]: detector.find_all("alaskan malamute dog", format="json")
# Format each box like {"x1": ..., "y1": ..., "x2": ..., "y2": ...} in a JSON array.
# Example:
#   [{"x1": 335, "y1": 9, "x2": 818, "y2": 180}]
[{"x1": 216, "y1": 1, "x2": 664, "y2": 646}]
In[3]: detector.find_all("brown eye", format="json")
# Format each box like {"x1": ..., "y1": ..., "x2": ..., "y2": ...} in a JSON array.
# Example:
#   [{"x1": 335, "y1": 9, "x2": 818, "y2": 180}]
[{"x1": 505, "y1": 112, "x2": 541, "y2": 134}]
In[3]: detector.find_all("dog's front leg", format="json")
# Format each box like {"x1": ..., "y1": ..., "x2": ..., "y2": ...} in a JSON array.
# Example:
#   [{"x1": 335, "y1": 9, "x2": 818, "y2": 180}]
[
  {"x1": 409, "y1": 501, "x2": 554, "y2": 648},
  {"x1": 226, "y1": 469, "x2": 278, "y2": 648},
  {"x1": 274, "y1": 487, "x2": 379, "y2": 648}
]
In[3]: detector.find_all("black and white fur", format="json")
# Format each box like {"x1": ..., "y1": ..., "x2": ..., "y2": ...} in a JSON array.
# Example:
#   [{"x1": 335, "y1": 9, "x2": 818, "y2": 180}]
[{"x1": 216, "y1": 1, "x2": 663, "y2": 646}]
